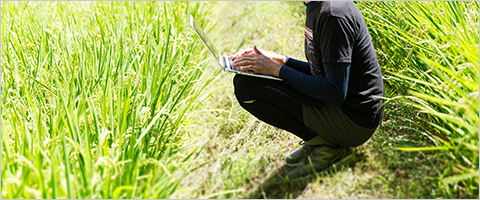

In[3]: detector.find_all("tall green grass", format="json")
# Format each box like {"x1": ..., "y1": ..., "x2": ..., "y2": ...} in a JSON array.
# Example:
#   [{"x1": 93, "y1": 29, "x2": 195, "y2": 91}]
[
  {"x1": 358, "y1": 1, "x2": 478, "y2": 197},
  {"x1": 1, "y1": 1, "x2": 214, "y2": 198}
]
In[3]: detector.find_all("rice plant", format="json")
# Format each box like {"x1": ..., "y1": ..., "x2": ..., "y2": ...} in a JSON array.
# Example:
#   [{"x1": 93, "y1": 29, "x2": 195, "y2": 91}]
[
  {"x1": 358, "y1": 1, "x2": 479, "y2": 197},
  {"x1": 1, "y1": 1, "x2": 214, "y2": 198}
]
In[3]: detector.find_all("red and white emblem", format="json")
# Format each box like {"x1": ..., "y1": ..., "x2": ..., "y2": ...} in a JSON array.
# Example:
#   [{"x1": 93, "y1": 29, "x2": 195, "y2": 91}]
[{"x1": 305, "y1": 26, "x2": 313, "y2": 40}]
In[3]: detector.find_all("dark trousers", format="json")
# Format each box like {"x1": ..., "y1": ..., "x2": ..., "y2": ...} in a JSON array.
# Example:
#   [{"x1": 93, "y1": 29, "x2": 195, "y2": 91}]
[{"x1": 233, "y1": 74, "x2": 376, "y2": 147}]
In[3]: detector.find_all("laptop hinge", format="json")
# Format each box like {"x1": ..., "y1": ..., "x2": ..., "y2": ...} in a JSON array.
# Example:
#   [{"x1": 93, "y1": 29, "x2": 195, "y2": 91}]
[{"x1": 220, "y1": 56, "x2": 227, "y2": 71}]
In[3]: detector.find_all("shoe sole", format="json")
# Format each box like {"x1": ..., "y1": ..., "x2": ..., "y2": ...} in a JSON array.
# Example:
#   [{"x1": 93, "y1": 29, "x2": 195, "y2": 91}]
[{"x1": 285, "y1": 161, "x2": 302, "y2": 167}]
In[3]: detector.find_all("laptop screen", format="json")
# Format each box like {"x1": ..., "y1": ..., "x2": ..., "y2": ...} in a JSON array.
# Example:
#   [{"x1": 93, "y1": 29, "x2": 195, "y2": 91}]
[{"x1": 190, "y1": 15, "x2": 221, "y2": 63}]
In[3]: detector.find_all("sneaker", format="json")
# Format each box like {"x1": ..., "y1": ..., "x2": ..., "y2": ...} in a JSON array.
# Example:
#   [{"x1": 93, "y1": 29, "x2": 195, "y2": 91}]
[
  {"x1": 286, "y1": 145, "x2": 353, "y2": 180},
  {"x1": 285, "y1": 141, "x2": 317, "y2": 167}
]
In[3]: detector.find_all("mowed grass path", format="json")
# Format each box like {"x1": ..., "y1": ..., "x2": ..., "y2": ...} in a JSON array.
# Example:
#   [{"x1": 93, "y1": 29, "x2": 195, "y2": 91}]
[{"x1": 173, "y1": 1, "x2": 478, "y2": 199}]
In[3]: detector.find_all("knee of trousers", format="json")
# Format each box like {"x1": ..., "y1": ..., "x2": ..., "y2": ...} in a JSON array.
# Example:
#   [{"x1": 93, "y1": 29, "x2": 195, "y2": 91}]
[{"x1": 233, "y1": 74, "x2": 256, "y2": 103}]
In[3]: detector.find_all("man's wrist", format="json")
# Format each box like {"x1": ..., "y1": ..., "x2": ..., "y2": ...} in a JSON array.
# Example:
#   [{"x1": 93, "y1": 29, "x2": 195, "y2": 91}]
[
  {"x1": 273, "y1": 64, "x2": 283, "y2": 77},
  {"x1": 284, "y1": 56, "x2": 289, "y2": 65},
  {"x1": 271, "y1": 54, "x2": 287, "y2": 65}
]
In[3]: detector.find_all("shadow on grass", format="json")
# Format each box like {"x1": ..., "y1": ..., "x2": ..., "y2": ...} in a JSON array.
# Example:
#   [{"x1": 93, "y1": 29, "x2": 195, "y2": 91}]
[
  {"x1": 247, "y1": 151, "x2": 368, "y2": 199},
  {"x1": 247, "y1": 164, "x2": 304, "y2": 199}
]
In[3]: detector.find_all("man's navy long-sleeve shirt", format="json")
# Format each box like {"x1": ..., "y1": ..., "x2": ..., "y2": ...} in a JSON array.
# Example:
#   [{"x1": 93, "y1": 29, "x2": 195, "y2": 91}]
[{"x1": 279, "y1": 57, "x2": 350, "y2": 107}]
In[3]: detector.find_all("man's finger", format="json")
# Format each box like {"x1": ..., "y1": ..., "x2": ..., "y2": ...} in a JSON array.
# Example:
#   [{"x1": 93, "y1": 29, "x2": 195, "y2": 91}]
[
  {"x1": 232, "y1": 49, "x2": 254, "y2": 60},
  {"x1": 232, "y1": 55, "x2": 259, "y2": 67},
  {"x1": 232, "y1": 59, "x2": 253, "y2": 67},
  {"x1": 253, "y1": 45, "x2": 263, "y2": 55},
  {"x1": 240, "y1": 65, "x2": 255, "y2": 72},
  {"x1": 238, "y1": 54, "x2": 261, "y2": 60}
]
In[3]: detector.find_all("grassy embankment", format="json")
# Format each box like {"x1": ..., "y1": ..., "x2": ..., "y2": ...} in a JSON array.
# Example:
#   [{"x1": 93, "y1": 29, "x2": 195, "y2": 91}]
[
  {"x1": 1, "y1": 1, "x2": 216, "y2": 198},
  {"x1": 174, "y1": 1, "x2": 478, "y2": 199}
]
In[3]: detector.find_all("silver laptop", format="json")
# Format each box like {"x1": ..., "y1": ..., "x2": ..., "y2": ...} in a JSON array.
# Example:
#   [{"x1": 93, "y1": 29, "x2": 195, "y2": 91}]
[{"x1": 189, "y1": 15, "x2": 282, "y2": 81}]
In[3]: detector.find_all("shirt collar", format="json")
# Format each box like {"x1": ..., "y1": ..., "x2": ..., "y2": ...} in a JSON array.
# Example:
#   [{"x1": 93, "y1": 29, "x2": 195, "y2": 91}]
[{"x1": 305, "y1": 1, "x2": 319, "y2": 12}]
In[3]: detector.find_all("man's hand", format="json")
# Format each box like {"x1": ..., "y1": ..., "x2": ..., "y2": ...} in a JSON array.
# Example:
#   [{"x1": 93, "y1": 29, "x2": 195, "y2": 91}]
[
  {"x1": 232, "y1": 46, "x2": 283, "y2": 77},
  {"x1": 231, "y1": 46, "x2": 287, "y2": 65}
]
